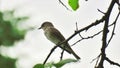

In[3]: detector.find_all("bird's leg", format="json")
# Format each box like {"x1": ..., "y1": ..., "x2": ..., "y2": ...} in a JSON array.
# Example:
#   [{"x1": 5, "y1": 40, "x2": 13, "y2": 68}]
[{"x1": 60, "y1": 49, "x2": 65, "y2": 61}]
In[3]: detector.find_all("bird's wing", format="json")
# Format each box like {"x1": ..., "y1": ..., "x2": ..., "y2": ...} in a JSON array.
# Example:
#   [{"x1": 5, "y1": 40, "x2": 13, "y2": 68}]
[
  {"x1": 51, "y1": 27, "x2": 65, "y2": 40},
  {"x1": 47, "y1": 27, "x2": 73, "y2": 53}
]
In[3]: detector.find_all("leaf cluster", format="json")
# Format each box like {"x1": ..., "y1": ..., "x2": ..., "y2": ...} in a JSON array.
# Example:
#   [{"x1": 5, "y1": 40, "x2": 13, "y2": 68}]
[{"x1": 0, "y1": 10, "x2": 28, "y2": 46}]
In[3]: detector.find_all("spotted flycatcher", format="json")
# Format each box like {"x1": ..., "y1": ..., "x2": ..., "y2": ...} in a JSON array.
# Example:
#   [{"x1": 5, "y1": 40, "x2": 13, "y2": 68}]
[{"x1": 38, "y1": 21, "x2": 80, "y2": 60}]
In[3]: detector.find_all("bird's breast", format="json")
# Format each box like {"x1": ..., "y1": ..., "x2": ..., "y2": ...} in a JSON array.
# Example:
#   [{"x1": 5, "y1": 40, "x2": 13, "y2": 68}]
[{"x1": 44, "y1": 28, "x2": 61, "y2": 45}]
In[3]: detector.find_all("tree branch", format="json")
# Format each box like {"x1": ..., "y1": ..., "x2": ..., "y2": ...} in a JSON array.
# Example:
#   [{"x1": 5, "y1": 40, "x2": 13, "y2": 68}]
[
  {"x1": 96, "y1": 0, "x2": 120, "y2": 68},
  {"x1": 64, "y1": 16, "x2": 105, "y2": 45},
  {"x1": 71, "y1": 30, "x2": 102, "y2": 46},
  {"x1": 105, "y1": 57, "x2": 120, "y2": 67},
  {"x1": 43, "y1": 0, "x2": 120, "y2": 66}
]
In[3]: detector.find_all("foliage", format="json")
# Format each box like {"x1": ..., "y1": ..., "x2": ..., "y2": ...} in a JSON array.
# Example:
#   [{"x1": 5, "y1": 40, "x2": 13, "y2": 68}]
[
  {"x1": 0, "y1": 10, "x2": 28, "y2": 46},
  {"x1": 34, "y1": 64, "x2": 44, "y2": 68},
  {"x1": 0, "y1": 10, "x2": 29, "y2": 68},
  {"x1": 33, "y1": 59, "x2": 78, "y2": 68},
  {"x1": 0, "y1": 54, "x2": 16, "y2": 68},
  {"x1": 68, "y1": 0, "x2": 79, "y2": 11},
  {"x1": 53, "y1": 59, "x2": 78, "y2": 68}
]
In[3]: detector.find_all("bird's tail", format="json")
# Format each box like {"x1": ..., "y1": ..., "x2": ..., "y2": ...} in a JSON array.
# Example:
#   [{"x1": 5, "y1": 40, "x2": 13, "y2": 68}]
[
  {"x1": 71, "y1": 50, "x2": 81, "y2": 60},
  {"x1": 62, "y1": 43, "x2": 81, "y2": 60}
]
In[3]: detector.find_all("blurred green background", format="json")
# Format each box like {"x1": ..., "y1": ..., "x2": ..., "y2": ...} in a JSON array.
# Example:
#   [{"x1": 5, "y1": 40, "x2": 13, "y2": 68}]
[{"x1": 0, "y1": 10, "x2": 29, "y2": 68}]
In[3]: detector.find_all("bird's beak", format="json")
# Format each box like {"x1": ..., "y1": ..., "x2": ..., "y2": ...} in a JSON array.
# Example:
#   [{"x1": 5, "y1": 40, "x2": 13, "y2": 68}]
[{"x1": 38, "y1": 27, "x2": 42, "y2": 29}]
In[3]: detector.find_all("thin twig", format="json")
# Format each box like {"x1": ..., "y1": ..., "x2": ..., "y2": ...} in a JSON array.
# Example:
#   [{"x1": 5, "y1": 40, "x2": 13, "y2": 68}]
[
  {"x1": 91, "y1": 53, "x2": 101, "y2": 63},
  {"x1": 43, "y1": 45, "x2": 58, "y2": 64},
  {"x1": 97, "y1": 9, "x2": 105, "y2": 14},
  {"x1": 71, "y1": 30, "x2": 102, "y2": 46},
  {"x1": 59, "y1": 0, "x2": 70, "y2": 11},
  {"x1": 75, "y1": 22, "x2": 83, "y2": 38},
  {"x1": 107, "y1": 11, "x2": 120, "y2": 46},
  {"x1": 95, "y1": 56, "x2": 100, "y2": 68}
]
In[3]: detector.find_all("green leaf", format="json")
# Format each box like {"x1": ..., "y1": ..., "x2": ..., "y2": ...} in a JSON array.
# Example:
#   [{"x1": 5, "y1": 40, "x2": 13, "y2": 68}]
[
  {"x1": 53, "y1": 59, "x2": 78, "y2": 68},
  {"x1": 33, "y1": 64, "x2": 44, "y2": 68},
  {"x1": 33, "y1": 59, "x2": 78, "y2": 68},
  {"x1": 68, "y1": 0, "x2": 79, "y2": 11}
]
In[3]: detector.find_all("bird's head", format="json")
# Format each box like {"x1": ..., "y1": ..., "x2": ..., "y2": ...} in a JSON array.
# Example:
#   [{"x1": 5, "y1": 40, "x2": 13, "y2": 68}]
[{"x1": 38, "y1": 21, "x2": 54, "y2": 30}]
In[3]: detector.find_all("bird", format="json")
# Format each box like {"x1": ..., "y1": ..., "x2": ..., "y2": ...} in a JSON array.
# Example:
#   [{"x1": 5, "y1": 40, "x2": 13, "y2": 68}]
[{"x1": 38, "y1": 21, "x2": 80, "y2": 60}]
